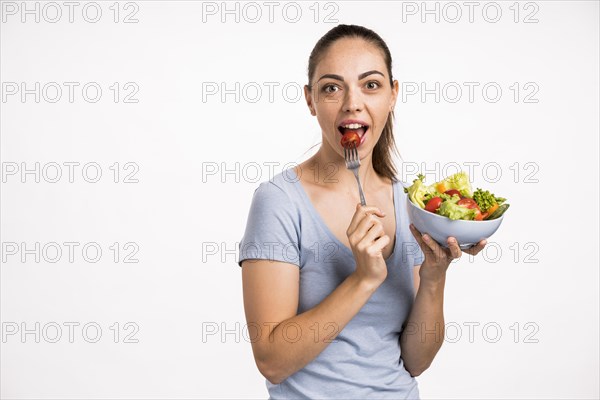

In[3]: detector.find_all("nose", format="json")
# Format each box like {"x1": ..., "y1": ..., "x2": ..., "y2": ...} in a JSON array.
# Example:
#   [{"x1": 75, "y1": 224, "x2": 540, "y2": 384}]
[{"x1": 342, "y1": 86, "x2": 363, "y2": 112}]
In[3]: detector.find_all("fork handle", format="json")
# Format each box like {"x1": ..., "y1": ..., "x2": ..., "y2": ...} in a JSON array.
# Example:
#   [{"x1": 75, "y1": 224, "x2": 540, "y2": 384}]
[{"x1": 352, "y1": 169, "x2": 367, "y2": 206}]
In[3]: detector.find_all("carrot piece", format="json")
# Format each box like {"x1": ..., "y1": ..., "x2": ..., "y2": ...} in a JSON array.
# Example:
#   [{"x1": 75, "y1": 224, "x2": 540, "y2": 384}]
[{"x1": 484, "y1": 203, "x2": 499, "y2": 219}]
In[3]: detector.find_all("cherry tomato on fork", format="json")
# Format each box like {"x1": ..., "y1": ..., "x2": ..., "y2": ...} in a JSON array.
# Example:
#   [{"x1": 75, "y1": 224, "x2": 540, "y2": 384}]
[{"x1": 340, "y1": 131, "x2": 361, "y2": 148}]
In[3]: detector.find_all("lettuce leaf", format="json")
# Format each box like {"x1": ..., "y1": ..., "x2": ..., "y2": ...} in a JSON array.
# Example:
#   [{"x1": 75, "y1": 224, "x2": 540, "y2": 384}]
[
  {"x1": 406, "y1": 174, "x2": 434, "y2": 209},
  {"x1": 433, "y1": 171, "x2": 473, "y2": 198}
]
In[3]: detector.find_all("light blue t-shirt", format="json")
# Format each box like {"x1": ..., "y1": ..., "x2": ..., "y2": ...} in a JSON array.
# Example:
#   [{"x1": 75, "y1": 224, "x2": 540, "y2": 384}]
[{"x1": 238, "y1": 168, "x2": 425, "y2": 399}]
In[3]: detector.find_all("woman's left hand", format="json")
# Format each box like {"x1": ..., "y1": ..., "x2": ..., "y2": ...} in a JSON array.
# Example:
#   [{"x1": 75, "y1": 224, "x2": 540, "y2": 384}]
[{"x1": 409, "y1": 223, "x2": 487, "y2": 284}]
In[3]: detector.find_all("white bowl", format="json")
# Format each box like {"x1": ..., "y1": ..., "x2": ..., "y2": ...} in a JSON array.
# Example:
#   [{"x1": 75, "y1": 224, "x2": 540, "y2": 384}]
[{"x1": 406, "y1": 196, "x2": 504, "y2": 249}]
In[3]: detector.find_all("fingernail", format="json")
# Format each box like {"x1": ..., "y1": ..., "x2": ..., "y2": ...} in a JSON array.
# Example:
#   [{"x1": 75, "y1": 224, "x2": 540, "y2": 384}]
[{"x1": 422, "y1": 234, "x2": 429, "y2": 241}]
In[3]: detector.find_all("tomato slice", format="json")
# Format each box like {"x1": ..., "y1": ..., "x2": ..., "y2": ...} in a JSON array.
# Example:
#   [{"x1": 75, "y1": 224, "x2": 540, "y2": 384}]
[
  {"x1": 457, "y1": 198, "x2": 479, "y2": 210},
  {"x1": 340, "y1": 131, "x2": 360, "y2": 148},
  {"x1": 444, "y1": 189, "x2": 462, "y2": 198},
  {"x1": 425, "y1": 197, "x2": 443, "y2": 213},
  {"x1": 458, "y1": 198, "x2": 483, "y2": 220}
]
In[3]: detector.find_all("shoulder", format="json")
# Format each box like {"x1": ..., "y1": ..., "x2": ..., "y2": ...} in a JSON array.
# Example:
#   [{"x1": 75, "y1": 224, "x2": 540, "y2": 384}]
[
  {"x1": 247, "y1": 169, "x2": 303, "y2": 222},
  {"x1": 253, "y1": 169, "x2": 298, "y2": 203},
  {"x1": 239, "y1": 170, "x2": 303, "y2": 268}
]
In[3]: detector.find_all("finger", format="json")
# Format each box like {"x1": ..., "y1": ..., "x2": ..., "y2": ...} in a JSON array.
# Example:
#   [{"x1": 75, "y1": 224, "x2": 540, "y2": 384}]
[
  {"x1": 347, "y1": 204, "x2": 385, "y2": 234},
  {"x1": 409, "y1": 224, "x2": 434, "y2": 256},
  {"x1": 463, "y1": 239, "x2": 487, "y2": 256},
  {"x1": 369, "y1": 234, "x2": 391, "y2": 255},
  {"x1": 446, "y1": 237, "x2": 462, "y2": 259},
  {"x1": 352, "y1": 214, "x2": 382, "y2": 242},
  {"x1": 358, "y1": 222, "x2": 385, "y2": 247},
  {"x1": 413, "y1": 222, "x2": 440, "y2": 257},
  {"x1": 420, "y1": 231, "x2": 446, "y2": 259}
]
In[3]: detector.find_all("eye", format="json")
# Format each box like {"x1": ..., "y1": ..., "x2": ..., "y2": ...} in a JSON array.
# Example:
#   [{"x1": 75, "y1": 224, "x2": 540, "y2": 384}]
[
  {"x1": 365, "y1": 81, "x2": 380, "y2": 90},
  {"x1": 322, "y1": 84, "x2": 340, "y2": 94}
]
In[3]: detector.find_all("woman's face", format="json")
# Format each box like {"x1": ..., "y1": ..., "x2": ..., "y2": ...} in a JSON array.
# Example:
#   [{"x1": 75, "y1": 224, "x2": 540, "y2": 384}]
[{"x1": 305, "y1": 37, "x2": 399, "y2": 160}]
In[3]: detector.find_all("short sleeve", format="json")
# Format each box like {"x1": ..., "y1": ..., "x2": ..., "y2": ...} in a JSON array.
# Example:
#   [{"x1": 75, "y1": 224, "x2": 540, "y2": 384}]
[{"x1": 237, "y1": 181, "x2": 301, "y2": 268}]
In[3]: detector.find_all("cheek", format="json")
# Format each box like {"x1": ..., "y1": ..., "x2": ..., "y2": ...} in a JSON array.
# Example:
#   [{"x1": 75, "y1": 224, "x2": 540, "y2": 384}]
[
  {"x1": 371, "y1": 99, "x2": 392, "y2": 124},
  {"x1": 375, "y1": 95, "x2": 392, "y2": 109},
  {"x1": 315, "y1": 114, "x2": 336, "y2": 137},
  {"x1": 315, "y1": 104, "x2": 338, "y2": 126}
]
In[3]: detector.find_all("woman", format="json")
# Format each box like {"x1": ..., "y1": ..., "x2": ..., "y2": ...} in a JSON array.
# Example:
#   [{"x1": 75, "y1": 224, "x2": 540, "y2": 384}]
[{"x1": 238, "y1": 24, "x2": 487, "y2": 399}]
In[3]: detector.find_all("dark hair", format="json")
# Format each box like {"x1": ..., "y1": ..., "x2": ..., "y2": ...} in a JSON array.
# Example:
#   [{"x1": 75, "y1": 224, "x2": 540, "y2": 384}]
[{"x1": 307, "y1": 24, "x2": 400, "y2": 181}]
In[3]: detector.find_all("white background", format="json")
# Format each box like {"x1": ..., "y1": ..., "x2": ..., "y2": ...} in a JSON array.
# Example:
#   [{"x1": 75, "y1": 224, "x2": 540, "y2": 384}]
[{"x1": 1, "y1": 1, "x2": 598, "y2": 399}]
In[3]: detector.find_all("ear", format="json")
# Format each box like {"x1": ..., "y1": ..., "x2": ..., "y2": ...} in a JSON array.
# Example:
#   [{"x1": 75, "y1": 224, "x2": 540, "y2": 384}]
[
  {"x1": 390, "y1": 79, "x2": 399, "y2": 112},
  {"x1": 304, "y1": 85, "x2": 316, "y2": 116}
]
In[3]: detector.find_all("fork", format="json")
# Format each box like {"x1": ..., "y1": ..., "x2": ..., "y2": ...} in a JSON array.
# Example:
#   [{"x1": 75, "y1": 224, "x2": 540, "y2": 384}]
[{"x1": 344, "y1": 143, "x2": 366, "y2": 206}]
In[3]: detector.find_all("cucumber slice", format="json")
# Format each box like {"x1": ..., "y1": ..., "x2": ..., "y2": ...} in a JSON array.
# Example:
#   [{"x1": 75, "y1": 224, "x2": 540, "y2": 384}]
[{"x1": 487, "y1": 204, "x2": 509, "y2": 220}]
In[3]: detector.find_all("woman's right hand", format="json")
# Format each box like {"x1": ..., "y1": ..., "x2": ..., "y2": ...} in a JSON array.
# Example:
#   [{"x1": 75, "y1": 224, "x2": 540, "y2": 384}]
[{"x1": 346, "y1": 203, "x2": 391, "y2": 288}]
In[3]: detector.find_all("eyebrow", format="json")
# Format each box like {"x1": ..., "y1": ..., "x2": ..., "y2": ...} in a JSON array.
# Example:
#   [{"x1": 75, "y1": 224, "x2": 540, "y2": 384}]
[{"x1": 316, "y1": 70, "x2": 385, "y2": 83}]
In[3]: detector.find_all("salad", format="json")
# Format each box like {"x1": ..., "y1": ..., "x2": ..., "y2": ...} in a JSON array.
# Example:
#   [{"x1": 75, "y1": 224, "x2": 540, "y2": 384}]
[{"x1": 404, "y1": 172, "x2": 509, "y2": 221}]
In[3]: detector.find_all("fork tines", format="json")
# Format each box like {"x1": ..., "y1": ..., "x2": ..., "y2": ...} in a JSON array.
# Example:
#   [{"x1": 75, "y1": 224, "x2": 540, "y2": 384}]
[{"x1": 344, "y1": 143, "x2": 361, "y2": 169}]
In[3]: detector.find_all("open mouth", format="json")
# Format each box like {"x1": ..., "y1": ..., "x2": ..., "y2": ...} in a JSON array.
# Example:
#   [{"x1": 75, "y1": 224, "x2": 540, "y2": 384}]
[{"x1": 338, "y1": 123, "x2": 369, "y2": 146}]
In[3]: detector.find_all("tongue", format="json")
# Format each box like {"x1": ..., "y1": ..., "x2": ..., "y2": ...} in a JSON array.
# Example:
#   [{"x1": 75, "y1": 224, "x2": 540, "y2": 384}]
[{"x1": 343, "y1": 127, "x2": 365, "y2": 137}]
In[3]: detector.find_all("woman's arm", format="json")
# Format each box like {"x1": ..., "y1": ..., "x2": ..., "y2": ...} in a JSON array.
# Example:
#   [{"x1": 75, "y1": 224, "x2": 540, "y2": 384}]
[
  {"x1": 400, "y1": 264, "x2": 446, "y2": 377},
  {"x1": 400, "y1": 225, "x2": 487, "y2": 377},
  {"x1": 242, "y1": 260, "x2": 380, "y2": 385}
]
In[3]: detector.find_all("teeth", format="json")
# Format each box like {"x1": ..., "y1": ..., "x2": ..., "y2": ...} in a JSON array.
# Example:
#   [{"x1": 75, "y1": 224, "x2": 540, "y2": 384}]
[{"x1": 341, "y1": 123, "x2": 365, "y2": 129}]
